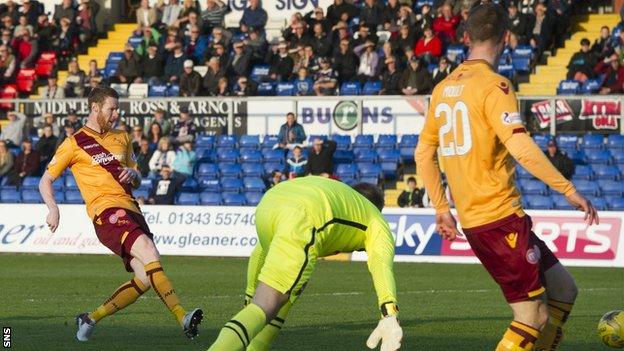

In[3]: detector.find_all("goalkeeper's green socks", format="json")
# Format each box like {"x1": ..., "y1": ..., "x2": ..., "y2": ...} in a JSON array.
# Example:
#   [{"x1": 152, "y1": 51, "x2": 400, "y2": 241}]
[
  {"x1": 208, "y1": 304, "x2": 266, "y2": 351},
  {"x1": 247, "y1": 301, "x2": 293, "y2": 351}
]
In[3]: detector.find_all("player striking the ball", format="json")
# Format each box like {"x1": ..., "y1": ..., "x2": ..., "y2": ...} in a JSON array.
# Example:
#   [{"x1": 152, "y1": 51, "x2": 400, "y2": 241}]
[
  {"x1": 208, "y1": 176, "x2": 402, "y2": 351},
  {"x1": 415, "y1": 4, "x2": 598, "y2": 351},
  {"x1": 39, "y1": 86, "x2": 203, "y2": 342}
]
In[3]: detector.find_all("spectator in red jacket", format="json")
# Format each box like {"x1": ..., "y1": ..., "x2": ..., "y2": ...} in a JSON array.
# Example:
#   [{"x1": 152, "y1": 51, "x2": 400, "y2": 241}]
[
  {"x1": 11, "y1": 28, "x2": 38, "y2": 68},
  {"x1": 414, "y1": 26, "x2": 442, "y2": 63},
  {"x1": 432, "y1": 3, "x2": 459, "y2": 44},
  {"x1": 594, "y1": 54, "x2": 624, "y2": 94}
]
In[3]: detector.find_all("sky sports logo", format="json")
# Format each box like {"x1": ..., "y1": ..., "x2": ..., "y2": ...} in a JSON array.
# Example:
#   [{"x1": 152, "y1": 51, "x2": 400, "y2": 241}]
[{"x1": 3, "y1": 327, "x2": 10, "y2": 348}]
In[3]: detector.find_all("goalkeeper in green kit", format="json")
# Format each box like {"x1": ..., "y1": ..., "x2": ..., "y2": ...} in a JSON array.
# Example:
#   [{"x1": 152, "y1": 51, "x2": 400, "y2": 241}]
[{"x1": 208, "y1": 176, "x2": 402, "y2": 351}]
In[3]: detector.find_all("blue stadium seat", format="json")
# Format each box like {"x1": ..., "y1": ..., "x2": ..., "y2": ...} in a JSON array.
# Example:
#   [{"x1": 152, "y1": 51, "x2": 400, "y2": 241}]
[
  {"x1": 497, "y1": 64, "x2": 514, "y2": 79},
  {"x1": 240, "y1": 149, "x2": 263, "y2": 163},
  {"x1": 239, "y1": 135, "x2": 260, "y2": 149},
  {"x1": 515, "y1": 165, "x2": 533, "y2": 179},
  {"x1": 607, "y1": 134, "x2": 624, "y2": 151},
  {"x1": 242, "y1": 163, "x2": 264, "y2": 177},
  {"x1": 243, "y1": 177, "x2": 266, "y2": 193},
  {"x1": 592, "y1": 164, "x2": 620, "y2": 180},
  {"x1": 64, "y1": 190, "x2": 84, "y2": 204},
  {"x1": 199, "y1": 149, "x2": 218, "y2": 163},
  {"x1": 552, "y1": 194, "x2": 573, "y2": 210},
  {"x1": 264, "y1": 163, "x2": 284, "y2": 174},
  {"x1": 245, "y1": 192, "x2": 263, "y2": 206},
  {"x1": 532, "y1": 134, "x2": 551, "y2": 149},
  {"x1": 379, "y1": 149, "x2": 400, "y2": 179},
  {"x1": 217, "y1": 148, "x2": 240, "y2": 163},
  {"x1": 221, "y1": 178, "x2": 243, "y2": 193},
  {"x1": 521, "y1": 180, "x2": 548, "y2": 195},
  {"x1": 276, "y1": 82, "x2": 295, "y2": 96},
  {"x1": 250, "y1": 64, "x2": 270, "y2": 82},
  {"x1": 599, "y1": 179, "x2": 624, "y2": 196},
  {"x1": 1, "y1": 189, "x2": 21, "y2": 203},
  {"x1": 574, "y1": 180, "x2": 600, "y2": 196},
  {"x1": 526, "y1": 195, "x2": 553, "y2": 210},
  {"x1": 261, "y1": 135, "x2": 279, "y2": 150},
  {"x1": 377, "y1": 135, "x2": 397, "y2": 149},
  {"x1": 195, "y1": 134, "x2": 215, "y2": 148},
  {"x1": 358, "y1": 163, "x2": 382, "y2": 181},
  {"x1": 200, "y1": 191, "x2": 222, "y2": 205},
  {"x1": 198, "y1": 177, "x2": 220, "y2": 192},
  {"x1": 196, "y1": 162, "x2": 218, "y2": 178},
  {"x1": 582, "y1": 134, "x2": 604, "y2": 149},
  {"x1": 581, "y1": 79, "x2": 601, "y2": 94},
  {"x1": 612, "y1": 152, "x2": 624, "y2": 165},
  {"x1": 166, "y1": 84, "x2": 179, "y2": 97},
  {"x1": 336, "y1": 164, "x2": 358, "y2": 182},
  {"x1": 588, "y1": 196, "x2": 608, "y2": 211},
  {"x1": 415, "y1": 0, "x2": 433, "y2": 10},
  {"x1": 353, "y1": 134, "x2": 374, "y2": 150},
  {"x1": 340, "y1": 81, "x2": 361, "y2": 95},
  {"x1": 556, "y1": 80, "x2": 581, "y2": 95},
  {"x1": 262, "y1": 149, "x2": 285, "y2": 163},
  {"x1": 176, "y1": 192, "x2": 200, "y2": 205},
  {"x1": 355, "y1": 149, "x2": 378, "y2": 163},
  {"x1": 331, "y1": 134, "x2": 351, "y2": 150},
  {"x1": 572, "y1": 165, "x2": 593, "y2": 181},
  {"x1": 148, "y1": 84, "x2": 168, "y2": 97},
  {"x1": 107, "y1": 52, "x2": 124, "y2": 62},
  {"x1": 567, "y1": 149, "x2": 586, "y2": 165},
  {"x1": 139, "y1": 178, "x2": 154, "y2": 190},
  {"x1": 511, "y1": 57, "x2": 531, "y2": 73},
  {"x1": 619, "y1": 164, "x2": 624, "y2": 175},
  {"x1": 217, "y1": 135, "x2": 237, "y2": 148},
  {"x1": 104, "y1": 64, "x2": 118, "y2": 78},
  {"x1": 362, "y1": 81, "x2": 382, "y2": 95},
  {"x1": 21, "y1": 176, "x2": 40, "y2": 190},
  {"x1": 64, "y1": 175, "x2": 78, "y2": 190},
  {"x1": 257, "y1": 82, "x2": 275, "y2": 96},
  {"x1": 333, "y1": 149, "x2": 355, "y2": 164},
  {"x1": 607, "y1": 197, "x2": 624, "y2": 211},
  {"x1": 556, "y1": 135, "x2": 578, "y2": 149},
  {"x1": 307, "y1": 135, "x2": 327, "y2": 143},
  {"x1": 219, "y1": 163, "x2": 242, "y2": 178},
  {"x1": 54, "y1": 191, "x2": 65, "y2": 204},
  {"x1": 181, "y1": 177, "x2": 199, "y2": 192},
  {"x1": 400, "y1": 134, "x2": 418, "y2": 148},
  {"x1": 127, "y1": 36, "x2": 143, "y2": 48},
  {"x1": 585, "y1": 149, "x2": 611, "y2": 165},
  {"x1": 446, "y1": 44, "x2": 466, "y2": 63},
  {"x1": 222, "y1": 193, "x2": 246, "y2": 206}
]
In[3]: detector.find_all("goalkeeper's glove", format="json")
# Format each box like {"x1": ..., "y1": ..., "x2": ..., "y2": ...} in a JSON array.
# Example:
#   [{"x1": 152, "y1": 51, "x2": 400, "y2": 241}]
[{"x1": 366, "y1": 315, "x2": 403, "y2": 351}]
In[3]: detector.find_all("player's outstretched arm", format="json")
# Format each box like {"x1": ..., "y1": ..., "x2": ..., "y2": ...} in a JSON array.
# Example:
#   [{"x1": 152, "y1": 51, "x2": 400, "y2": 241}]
[
  {"x1": 505, "y1": 133, "x2": 599, "y2": 225},
  {"x1": 39, "y1": 171, "x2": 60, "y2": 233}
]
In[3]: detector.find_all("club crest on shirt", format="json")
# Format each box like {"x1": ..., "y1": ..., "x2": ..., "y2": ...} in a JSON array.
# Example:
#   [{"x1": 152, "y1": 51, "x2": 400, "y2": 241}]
[
  {"x1": 526, "y1": 244, "x2": 541, "y2": 264},
  {"x1": 501, "y1": 111, "x2": 522, "y2": 125},
  {"x1": 109, "y1": 214, "x2": 118, "y2": 224},
  {"x1": 497, "y1": 81, "x2": 510, "y2": 94}
]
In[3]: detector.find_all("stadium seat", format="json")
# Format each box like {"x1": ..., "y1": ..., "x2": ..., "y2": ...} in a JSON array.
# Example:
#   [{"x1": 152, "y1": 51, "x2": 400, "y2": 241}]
[
  {"x1": 355, "y1": 149, "x2": 378, "y2": 163},
  {"x1": 166, "y1": 84, "x2": 180, "y2": 96},
  {"x1": 532, "y1": 134, "x2": 551, "y2": 149},
  {"x1": 245, "y1": 192, "x2": 263, "y2": 206},
  {"x1": 104, "y1": 63, "x2": 118, "y2": 78},
  {"x1": 362, "y1": 81, "x2": 382, "y2": 95},
  {"x1": 176, "y1": 192, "x2": 200, "y2": 205},
  {"x1": 331, "y1": 134, "x2": 351, "y2": 150},
  {"x1": 198, "y1": 177, "x2": 220, "y2": 192},
  {"x1": 588, "y1": 196, "x2": 608, "y2": 211},
  {"x1": 240, "y1": 149, "x2": 263, "y2": 163},
  {"x1": 195, "y1": 163, "x2": 218, "y2": 178},
  {"x1": 128, "y1": 83, "x2": 148, "y2": 98},
  {"x1": 219, "y1": 163, "x2": 242, "y2": 178},
  {"x1": 242, "y1": 163, "x2": 264, "y2": 177},
  {"x1": 257, "y1": 82, "x2": 275, "y2": 96},
  {"x1": 264, "y1": 162, "x2": 284, "y2": 174},
  {"x1": 526, "y1": 195, "x2": 553, "y2": 210},
  {"x1": 222, "y1": 193, "x2": 247, "y2": 206},
  {"x1": 181, "y1": 177, "x2": 199, "y2": 192},
  {"x1": 148, "y1": 84, "x2": 168, "y2": 97},
  {"x1": 333, "y1": 149, "x2": 355, "y2": 164},
  {"x1": 54, "y1": 191, "x2": 65, "y2": 204},
  {"x1": 567, "y1": 149, "x2": 586, "y2": 165},
  {"x1": 574, "y1": 180, "x2": 600, "y2": 196},
  {"x1": 358, "y1": 163, "x2": 382, "y2": 179},
  {"x1": 261, "y1": 135, "x2": 279, "y2": 150},
  {"x1": 599, "y1": 179, "x2": 624, "y2": 196},
  {"x1": 512, "y1": 57, "x2": 531, "y2": 73},
  {"x1": 612, "y1": 152, "x2": 624, "y2": 165},
  {"x1": 556, "y1": 135, "x2": 578, "y2": 149},
  {"x1": 353, "y1": 135, "x2": 374, "y2": 150},
  {"x1": 515, "y1": 165, "x2": 533, "y2": 179},
  {"x1": 276, "y1": 82, "x2": 295, "y2": 96},
  {"x1": 607, "y1": 197, "x2": 624, "y2": 211},
  {"x1": 221, "y1": 178, "x2": 243, "y2": 194},
  {"x1": 217, "y1": 148, "x2": 240, "y2": 163},
  {"x1": 0, "y1": 189, "x2": 21, "y2": 203},
  {"x1": 250, "y1": 64, "x2": 270, "y2": 82},
  {"x1": 497, "y1": 64, "x2": 514, "y2": 79},
  {"x1": 200, "y1": 191, "x2": 222, "y2": 205},
  {"x1": 377, "y1": 135, "x2": 397, "y2": 149},
  {"x1": 217, "y1": 135, "x2": 237, "y2": 148},
  {"x1": 21, "y1": 176, "x2": 41, "y2": 190},
  {"x1": 572, "y1": 165, "x2": 593, "y2": 181},
  {"x1": 127, "y1": 36, "x2": 143, "y2": 48},
  {"x1": 64, "y1": 175, "x2": 78, "y2": 190},
  {"x1": 262, "y1": 149, "x2": 285, "y2": 163},
  {"x1": 552, "y1": 194, "x2": 573, "y2": 210},
  {"x1": 133, "y1": 188, "x2": 149, "y2": 199},
  {"x1": 379, "y1": 149, "x2": 400, "y2": 179},
  {"x1": 195, "y1": 134, "x2": 215, "y2": 148},
  {"x1": 16, "y1": 68, "x2": 36, "y2": 93},
  {"x1": 239, "y1": 135, "x2": 260, "y2": 149},
  {"x1": 607, "y1": 134, "x2": 624, "y2": 151},
  {"x1": 64, "y1": 190, "x2": 84, "y2": 204},
  {"x1": 582, "y1": 134, "x2": 605, "y2": 149},
  {"x1": 139, "y1": 178, "x2": 153, "y2": 190},
  {"x1": 585, "y1": 149, "x2": 611, "y2": 165},
  {"x1": 340, "y1": 81, "x2": 361, "y2": 95},
  {"x1": 520, "y1": 179, "x2": 548, "y2": 195},
  {"x1": 446, "y1": 44, "x2": 466, "y2": 63},
  {"x1": 556, "y1": 80, "x2": 581, "y2": 95},
  {"x1": 592, "y1": 165, "x2": 620, "y2": 180},
  {"x1": 581, "y1": 79, "x2": 601, "y2": 94},
  {"x1": 308, "y1": 135, "x2": 327, "y2": 143},
  {"x1": 336, "y1": 164, "x2": 358, "y2": 181},
  {"x1": 243, "y1": 177, "x2": 266, "y2": 193},
  {"x1": 415, "y1": 0, "x2": 434, "y2": 10}
]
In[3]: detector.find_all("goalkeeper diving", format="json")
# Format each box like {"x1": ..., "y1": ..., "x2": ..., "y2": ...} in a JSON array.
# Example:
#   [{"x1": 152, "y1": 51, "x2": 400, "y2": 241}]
[{"x1": 208, "y1": 176, "x2": 403, "y2": 351}]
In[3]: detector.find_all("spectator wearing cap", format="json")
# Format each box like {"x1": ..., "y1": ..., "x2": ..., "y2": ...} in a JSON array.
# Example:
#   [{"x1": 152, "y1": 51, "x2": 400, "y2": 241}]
[
  {"x1": 41, "y1": 75, "x2": 65, "y2": 99},
  {"x1": 414, "y1": 26, "x2": 442, "y2": 63},
  {"x1": 277, "y1": 112, "x2": 306, "y2": 148},
  {"x1": 326, "y1": 0, "x2": 358, "y2": 26},
  {"x1": 245, "y1": 26, "x2": 268, "y2": 63},
  {"x1": 8, "y1": 138, "x2": 40, "y2": 185},
  {"x1": 379, "y1": 56, "x2": 401, "y2": 95},
  {"x1": 306, "y1": 138, "x2": 337, "y2": 176},
  {"x1": 0, "y1": 111, "x2": 26, "y2": 148},
  {"x1": 56, "y1": 123, "x2": 75, "y2": 148},
  {"x1": 164, "y1": 41, "x2": 188, "y2": 82},
  {"x1": 294, "y1": 67, "x2": 314, "y2": 95},
  {"x1": 313, "y1": 57, "x2": 338, "y2": 95},
  {"x1": 179, "y1": 59, "x2": 203, "y2": 96},
  {"x1": 239, "y1": 0, "x2": 267, "y2": 34},
  {"x1": 0, "y1": 44, "x2": 17, "y2": 85},
  {"x1": 141, "y1": 43, "x2": 164, "y2": 84},
  {"x1": 184, "y1": 24, "x2": 209, "y2": 63},
  {"x1": 432, "y1": 56, "x2": 454, "y2": 87},
  {"x1": 202, "y1": 56, "x2": 225, "y2": 95},
  {"x1": 117, "y1": 44, "x2": 143, "y2": 83},
  {"x1": 171, "y1": 140, "x2": 197, "y2": 176},
  {"x1": 594, "y1": 54, "x2": 624, "y2": 95},
  {"x1": 144, "y1": 108, "x2": 171, "y2": 136},
  {"x1": 11, "y1": 28, "x2": 38, "y2": 68},
  {"x1": 545, "y1": 140, "x2": 574, "y2": 180},
  {"x1": 309, "y1": 22, "x2": 332, "y2": 58},
  {"x1": 566, "y1": 38, "x2": 597, "y2": 82},
  {"x1": 400, "y1": 56, "x2": 431, "y2": 95},
  {"x1": 172, "y1": 108, "x2": 197, "y2": 144},
  {"x1": 226, "y1": 40, "x2": 252, "y2": 78},
  {"x1": 201, "y1": 0, "x2": 230, "y2": 32},
  {"x1": 136, "y1": 0, "x2": 157, "y2": 28},
  {"x1": 232, "y1": 76, "x2": 256, "y2": 96},
  {"x1": 269, "y1": 41, "x2": 294, "y2": 81},
  {"x1": 64, "y1": 59, "x2": 87, "y2": 97},
  {"x1": 354, "y1": 40, "x2": 378, "y2": 83},
  {"x1": 304, "y1": 7, "x2": 331, "y2": 35},
  {"x1": 35, "y1": 124, "x2": 57, "y2": 165}
]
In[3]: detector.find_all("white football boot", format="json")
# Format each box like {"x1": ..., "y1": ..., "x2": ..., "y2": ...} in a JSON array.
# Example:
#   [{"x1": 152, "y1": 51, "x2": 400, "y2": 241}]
[
  {"x1": 75, "y1": 313, "x2": 96, "y2": 341},
  {"x1": 182, "y1": 308, "x2": 203, "y2": 339}
]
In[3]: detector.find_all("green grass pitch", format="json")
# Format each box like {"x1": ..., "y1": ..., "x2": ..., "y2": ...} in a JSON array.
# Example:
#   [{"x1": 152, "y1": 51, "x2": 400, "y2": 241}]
[{"x1": 1, "y1": 253, "x2": 622, "y2": 350}]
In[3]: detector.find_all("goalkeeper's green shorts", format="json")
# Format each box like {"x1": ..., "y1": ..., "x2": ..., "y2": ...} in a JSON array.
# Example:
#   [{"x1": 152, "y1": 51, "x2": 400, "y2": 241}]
[{"x1": 255, "y1": 202, "x2": 317, "y2": 303}]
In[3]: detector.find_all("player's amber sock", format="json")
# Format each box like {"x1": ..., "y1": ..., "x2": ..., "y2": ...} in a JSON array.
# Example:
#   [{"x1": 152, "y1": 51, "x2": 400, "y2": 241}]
[
  {"x1": 208, "y1": 304, "x2": 267, "y2": 351},
  {"x1": 496, "y1": 321, "x2": 540, "y2": 351},
  {"x1": 89, "y1": 277, "x2": 149, "y2": 323},
  {"x1": 247, "y1": 301, "x2": 292, "y2": 351},
  {"x1": 145, "y1": 261, "x2": 186, "y2": 325},
  {"x1": 534, "y1": 299, "x2": 573, "y2": 351}
]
